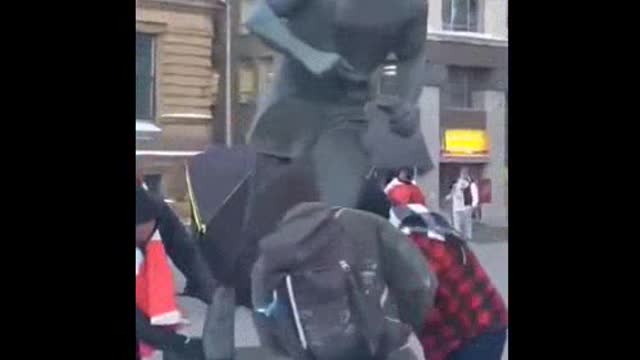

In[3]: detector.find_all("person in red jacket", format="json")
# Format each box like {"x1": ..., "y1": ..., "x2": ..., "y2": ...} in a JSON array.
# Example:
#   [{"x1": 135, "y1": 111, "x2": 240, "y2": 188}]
[
  {"x1": 393, "y1": 206, "x2": 508, "y2": 360},
  {"x1": 385, "y1": 167, "x2": 427, "y2": 207},
  {"x1": 385, "y1": 167, "x2": 430, "y2": 229},
  {"x1": 136, "y1": 184, "x2": 215, "y2": 359}
]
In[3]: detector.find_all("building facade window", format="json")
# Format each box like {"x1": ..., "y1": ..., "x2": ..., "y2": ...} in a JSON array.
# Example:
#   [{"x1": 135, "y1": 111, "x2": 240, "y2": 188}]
[
  {"x1": 238, "y1": 0, "x2": 255, "y2": 34},
  {"x1": 444, "y1": 66, "x2": 476, "y2": 109},
  {"x1": 442, "y1": 0, "x2": 479, "y2": 32},
  {"x1": 136, "y1": 33, "x2": 155, "y2": 121},
  {"x1": 238, "y1": 60, "x2": 257, "y2": 103},
  {"x1": 257, "y1": 57, "x2": 274, "y2": 98}
]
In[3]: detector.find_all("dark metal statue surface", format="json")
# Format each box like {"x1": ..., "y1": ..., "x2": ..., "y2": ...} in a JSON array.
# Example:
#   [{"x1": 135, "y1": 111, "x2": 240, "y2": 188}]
[
  {"x1": 245, "y1": 0, "x2": 431, "y2": 209},
  {"x1": 192, "y1": 2, "x2": 434, "y2": 342}
]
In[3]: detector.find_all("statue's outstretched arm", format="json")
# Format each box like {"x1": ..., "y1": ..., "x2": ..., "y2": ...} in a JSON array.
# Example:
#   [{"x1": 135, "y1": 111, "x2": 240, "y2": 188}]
[
  {"x1": 246, "y1": 0, "x2": 346, "y2": 76},
  {"x1": 264, "y1": 0, "x2": 308, "y2": 16}
]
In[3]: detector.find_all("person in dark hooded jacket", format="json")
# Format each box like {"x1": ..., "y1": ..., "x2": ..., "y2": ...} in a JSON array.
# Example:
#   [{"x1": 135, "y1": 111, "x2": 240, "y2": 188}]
[{"x1": 251, "y1": 202, "x2": 437, "y2": 360}]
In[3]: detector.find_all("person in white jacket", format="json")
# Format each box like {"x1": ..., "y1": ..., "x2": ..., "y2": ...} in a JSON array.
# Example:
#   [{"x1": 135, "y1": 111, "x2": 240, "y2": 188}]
[{"x1": 445, "y1": 167, "x2": 479, "y2": 239}]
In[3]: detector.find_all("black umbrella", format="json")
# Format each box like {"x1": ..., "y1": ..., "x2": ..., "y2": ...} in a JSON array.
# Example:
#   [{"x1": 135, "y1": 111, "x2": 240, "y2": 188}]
[
  {"x1": 186, "y1": 144, "x2": 257, "y2": 232},
  {"x1": 186, "y1": 145, "x2": 257, "y2": 287},
  {"x1": 187, "y1": 145, "x2": 319, "y2": 301}
]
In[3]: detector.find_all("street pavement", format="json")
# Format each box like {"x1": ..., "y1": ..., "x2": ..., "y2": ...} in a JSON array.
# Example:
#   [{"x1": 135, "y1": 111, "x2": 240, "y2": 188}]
[{"x1": 154, "y1": 222, "x2": 508, "y2": 360}]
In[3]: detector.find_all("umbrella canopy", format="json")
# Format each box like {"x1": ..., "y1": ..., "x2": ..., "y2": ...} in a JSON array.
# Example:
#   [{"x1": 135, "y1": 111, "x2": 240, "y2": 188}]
[
  {"x1": 186, "y1": 145, "x2": 256, "y2": 286},
  {"x1": 186, "y1": 145, "x2": 318, "y2": 295},
  {"x1": 186, "y1": 145, "x2": 257, "y2": 233}
]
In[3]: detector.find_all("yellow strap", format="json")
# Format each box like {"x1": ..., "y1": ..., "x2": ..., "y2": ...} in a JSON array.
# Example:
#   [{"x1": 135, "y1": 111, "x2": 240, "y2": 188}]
[{"x1": 185, "y1": 164, "x2": 206, "y2": 234}]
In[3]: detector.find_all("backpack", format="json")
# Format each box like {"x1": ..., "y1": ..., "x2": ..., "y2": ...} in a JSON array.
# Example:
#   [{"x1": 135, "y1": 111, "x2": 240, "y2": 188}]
[{"x1": 253, "y1": 206, "x2": 411, "y2": 360}]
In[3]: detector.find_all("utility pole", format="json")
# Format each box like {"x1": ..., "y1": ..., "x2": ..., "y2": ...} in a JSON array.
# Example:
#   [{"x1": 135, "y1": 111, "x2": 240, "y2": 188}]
[
  {"x1": 224, "y1": 0, "x2": 232, "y2": 146},
  {"x1": 211, "y1": 0, "x2": 232, "y2": 146}
]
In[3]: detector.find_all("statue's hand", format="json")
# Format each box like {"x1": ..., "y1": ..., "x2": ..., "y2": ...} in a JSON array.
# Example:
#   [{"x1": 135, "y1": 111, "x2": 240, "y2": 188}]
[
  {"x1": 304, "y1": 51, "x2": 368, "y2": 82},
  {"x1": 335, "y1": 59, "x2": 369, "y2": 83},
  {"x1": 369, "y1": 95, "x2": 419, "y2": 138},
  {"x1": 304, "y1": 50, "x2": 342, "y2": 76}
]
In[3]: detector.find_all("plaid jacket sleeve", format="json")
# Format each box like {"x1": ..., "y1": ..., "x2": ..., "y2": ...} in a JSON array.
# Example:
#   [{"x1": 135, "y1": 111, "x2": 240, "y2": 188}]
[{"x1": 378, "y1": 219, "x2": 437, "y2": 333}]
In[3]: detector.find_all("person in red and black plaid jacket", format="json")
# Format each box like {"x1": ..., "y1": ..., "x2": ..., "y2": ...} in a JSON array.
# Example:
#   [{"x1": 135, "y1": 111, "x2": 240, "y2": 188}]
[{"x1": 394, "y1": 207, "x2": 508, "y2": 360}]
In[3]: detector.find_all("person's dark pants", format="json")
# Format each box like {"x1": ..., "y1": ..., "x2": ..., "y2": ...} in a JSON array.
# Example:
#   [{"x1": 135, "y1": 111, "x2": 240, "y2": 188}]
[{"x1": 447, "y1": 328, "x2": 507, "y2": 360}]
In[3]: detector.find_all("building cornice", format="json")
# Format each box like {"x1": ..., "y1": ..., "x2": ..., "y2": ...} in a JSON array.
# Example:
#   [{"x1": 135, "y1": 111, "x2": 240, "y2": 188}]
[
  {"x1": 138, "y1": 0, "x2": 224, "y2": 13},
  {"x1": 428, "y1": 30, "x2": 508, "y2": 48},
  {"x1": 160, "y1": 113, "x2": 212, "y2": 125}
]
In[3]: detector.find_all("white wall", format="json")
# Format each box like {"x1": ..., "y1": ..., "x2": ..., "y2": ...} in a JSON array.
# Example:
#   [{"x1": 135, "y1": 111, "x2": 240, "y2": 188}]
[
  {"x1": 482, "y1": 0, "x2": 508, "y2": 38},
  {"x1": 428, "y1": 0, "x2": 443, "y2": 32}
]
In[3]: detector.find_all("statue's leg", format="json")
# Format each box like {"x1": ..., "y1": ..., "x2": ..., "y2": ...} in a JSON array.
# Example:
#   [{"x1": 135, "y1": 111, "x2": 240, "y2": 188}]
[
  {"x1": 203, "y1": 286, "x2": 236, "y2": 360},
  {"x1": 236, "y1": 153, "x2": 295, "y2": 307},
  {"x1": 311, "y1": 123, "x2": 370, "y2": 208},
  {"x1": 242, "y1": 153, "x2": 294, "y2": 243}
]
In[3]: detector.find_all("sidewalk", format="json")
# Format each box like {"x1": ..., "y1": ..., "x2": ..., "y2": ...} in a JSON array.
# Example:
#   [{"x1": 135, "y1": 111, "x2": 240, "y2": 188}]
[
  {"x1": 471, "y1": 222, "x2": 508, "y2": 244},
  {"x1": 435, "y1": 208, "x2": 507, "y2": 243}
]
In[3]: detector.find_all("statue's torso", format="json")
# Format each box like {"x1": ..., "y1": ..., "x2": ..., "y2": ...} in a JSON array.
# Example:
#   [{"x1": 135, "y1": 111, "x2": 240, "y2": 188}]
[
  {"x1": 287, "y1": 0, "x2": 422, "y2": 71},
  {"x1": 250, "y1": 0, "x2": 427, "y2": 158}
]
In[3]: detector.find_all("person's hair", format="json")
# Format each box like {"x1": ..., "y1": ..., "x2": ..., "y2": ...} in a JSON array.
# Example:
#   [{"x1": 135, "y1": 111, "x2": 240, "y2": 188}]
[
  {"x1": 397, "y1": 167, "x2": 414, "y2": 181},
  {"x1": 384, "y1": 173, "x2": 395, "y2": 186},
  {"x1": 356, "y1": 176, "x2": 391, "y2": 218},
  {"x1": 136, "y1": 186, "x2": 161, "y2": 225},
  {"x1": 398, "y1": 167, "x2": 412, "y2": 175}
]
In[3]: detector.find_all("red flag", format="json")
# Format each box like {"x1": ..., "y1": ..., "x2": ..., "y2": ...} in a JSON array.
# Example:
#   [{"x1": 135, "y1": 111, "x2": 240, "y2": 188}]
[{"x1": 136, "y1": 230, "x2": 183, "y2": 357}]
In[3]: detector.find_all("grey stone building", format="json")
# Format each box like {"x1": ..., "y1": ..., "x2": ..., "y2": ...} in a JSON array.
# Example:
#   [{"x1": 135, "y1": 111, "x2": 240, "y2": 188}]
[
  {"x1": 417, "y1": 0, "x2": 508, "y2": 227},
  {"x1": 222, "y1": 0, "x2": 508, "y2": 226}
]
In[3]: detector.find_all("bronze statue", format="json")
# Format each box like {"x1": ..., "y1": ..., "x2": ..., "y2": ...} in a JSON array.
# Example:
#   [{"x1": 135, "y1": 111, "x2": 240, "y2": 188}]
[
  {"x1": 245, "y1": 0, "x2": 432, "y2": 208},
  {"x1": 196, "y1": 0, "x2": 434, "y2": 309},
  {"x1": 190, "y1": 4, "x2": 436, "y2": 353}
]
